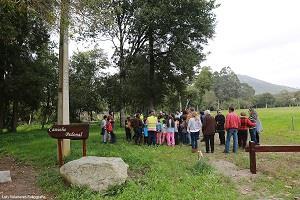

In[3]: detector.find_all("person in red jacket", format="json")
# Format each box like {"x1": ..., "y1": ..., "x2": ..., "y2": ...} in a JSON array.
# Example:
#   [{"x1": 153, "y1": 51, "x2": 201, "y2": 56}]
[
  {"x1": 224, "y1": 106, "x2": 240, "y2": 153},
  {"x1": 238, "y1": 112, "x2": 256, "y2": 149}
]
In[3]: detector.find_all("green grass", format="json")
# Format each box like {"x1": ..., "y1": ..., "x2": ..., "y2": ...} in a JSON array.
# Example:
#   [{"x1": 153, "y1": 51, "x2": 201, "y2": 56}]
[
  {"x1": 1, "y1": 107, "x2": 300, "y2": 199},
  {"x1": 0, "y1": 122, "x2": 238, "y2": 199}
]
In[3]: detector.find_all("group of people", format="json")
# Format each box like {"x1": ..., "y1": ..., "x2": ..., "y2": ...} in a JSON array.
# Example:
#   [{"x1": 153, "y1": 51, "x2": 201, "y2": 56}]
[{"x1": 100, "y1": 107, "x2": 263, "y2": 154}]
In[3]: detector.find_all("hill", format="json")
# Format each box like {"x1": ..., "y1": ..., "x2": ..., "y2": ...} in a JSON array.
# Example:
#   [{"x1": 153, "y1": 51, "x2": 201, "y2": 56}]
[{"x1": 237, "y1": 74, "x2": 299, "y2": 94}]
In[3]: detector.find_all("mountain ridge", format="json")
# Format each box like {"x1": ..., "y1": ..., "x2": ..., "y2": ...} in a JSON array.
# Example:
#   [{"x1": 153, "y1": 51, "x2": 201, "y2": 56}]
[{"x1": 237, "y1": 74, "x2": 299, "y2": 95}]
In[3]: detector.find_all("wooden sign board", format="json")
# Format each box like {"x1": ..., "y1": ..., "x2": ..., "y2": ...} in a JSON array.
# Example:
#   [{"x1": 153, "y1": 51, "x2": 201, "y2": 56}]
[{"x1": 48, "y1": 124, "x2": 89, "y2": 140}]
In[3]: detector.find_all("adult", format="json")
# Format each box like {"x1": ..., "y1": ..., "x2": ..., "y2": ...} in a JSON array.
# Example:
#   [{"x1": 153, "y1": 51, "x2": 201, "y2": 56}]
[
  {"x1": 203, "y1": 110, "x2": 216, "y2": 153},
  {"x1": 215, "y1": 109, "x2": 225, "y2": 145},
  {"x1": 249, "y1": 108, "x2": 263, "y2": 145},
  {"x1": 147, "y1": 110, "x2": 158, "y2": 146},
  {"x1": 248, "y1": 108, "x2": 257, "y2": 144},
  {"x1": 132, "y1": 114, "x2": 143, "y2": 145},
  {"x1": 224, "y1": 106, "x2": 240, "y2": 153},
  {"x1": 187, "y1": 112, "x2": 202, "y2": 153},
  {"x1": 238, "y1": 112, "x2": 255, "y2": 148},
  {"x1": 125, "y1": 116, "x2": 132, "y2": 142}
]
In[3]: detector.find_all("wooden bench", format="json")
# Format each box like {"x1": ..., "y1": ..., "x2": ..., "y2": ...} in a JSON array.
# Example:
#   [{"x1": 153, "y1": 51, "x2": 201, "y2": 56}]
[{"x1": 245, "y1": 141, "x2": 300, "y2": 174}]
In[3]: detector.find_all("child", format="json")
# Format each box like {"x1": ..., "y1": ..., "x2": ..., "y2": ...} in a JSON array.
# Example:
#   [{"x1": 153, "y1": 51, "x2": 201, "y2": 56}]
[
  {"x1": 125, "y1": 117, "x2": 132, "y2": 142},
  {"x1": 101, "y1": 115, "x2": 107, "y2": 143},
  {"x1": 143, "y1": 119, "x2": 148, "y2": 145},
  {"x1": 156, "y1": 119, "x2": 162, "y2": 145},
  {"x1": 166, "y1": 115, "x2": 175, "y2": 146},
  {"x1": 174, "y1": 118, "x2": 180, "y2": 145},
  {"x1": 238, "y1": 112, "x2": 256, "y2": 148},
  {"x1": 106, "y1": 115, "x2": 116, "y2": 144},
  {"x1": 161, "y1": 120, "x2": 167, "y2": 145}
]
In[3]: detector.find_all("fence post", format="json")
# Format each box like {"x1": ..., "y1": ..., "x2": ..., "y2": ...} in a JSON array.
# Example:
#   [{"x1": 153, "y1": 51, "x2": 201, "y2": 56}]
[
  {"x1": 292, "y1": 116, "x2": 295, "y2": 131},
  {"x1": 249, "y1": 141, "x2": 256, "y2": 174},
  {"x1": 82, "y1": 139, "x2": 87, "y2": 157}
]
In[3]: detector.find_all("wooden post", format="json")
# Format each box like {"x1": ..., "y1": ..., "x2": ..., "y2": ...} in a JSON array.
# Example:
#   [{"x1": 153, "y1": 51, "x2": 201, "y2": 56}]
[
  {"x1": 82, "y1": 139, "x2": 87, "y2": 157},
  {"x1": 249, "y1": 141, "x2": 256, "y2": 174},
  {"x1": 292, "y1": 116, "x2": 295, "y2": 131},
  {"x1": 58, "y1": 139, "x2": 64, "y2": 167},
  {"x1": 57, "y1": 0, "x2": 71, "y2": 158}
]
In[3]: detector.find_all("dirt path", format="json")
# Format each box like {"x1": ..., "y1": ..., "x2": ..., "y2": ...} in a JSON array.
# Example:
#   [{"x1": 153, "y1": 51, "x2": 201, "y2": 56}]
[
  {"x1": 198, "y1": 136, "x2": 260, "y2": 199},
  {"x1": 0, "y1": 157, "x2": 52, "y2": 200}
]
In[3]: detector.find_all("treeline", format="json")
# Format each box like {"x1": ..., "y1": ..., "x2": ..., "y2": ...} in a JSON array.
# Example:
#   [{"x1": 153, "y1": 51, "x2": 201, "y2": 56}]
[
  {"x1": 186, "y1": 66, "x2": 300, "y2": 111},
  {"x1": 0, "y1": 0, "x2": 218, "y2": 132}
]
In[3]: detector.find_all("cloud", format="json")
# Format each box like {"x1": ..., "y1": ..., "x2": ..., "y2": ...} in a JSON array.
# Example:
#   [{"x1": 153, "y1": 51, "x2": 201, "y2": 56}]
[{"x1": 203, "y1": 0, "x2": 300, "y2": 88}]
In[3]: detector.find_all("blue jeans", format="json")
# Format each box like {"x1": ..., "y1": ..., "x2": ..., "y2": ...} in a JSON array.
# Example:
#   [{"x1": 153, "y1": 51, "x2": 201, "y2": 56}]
[
  {"x1": 187, "y1": 132, "x2": 191, "y2": 145},
  {"x1": 148, "y1": 131, "x2": 156, "y2": 145},
  {"x1": 191, "y1": 132, "x2": 199, "y2": 149},
  {"x1": 225, "y1": 129, "x2": 238, "y2": 153},
  {"x1": 249, "y1": 128, "x2": 257, "y2": 143}
]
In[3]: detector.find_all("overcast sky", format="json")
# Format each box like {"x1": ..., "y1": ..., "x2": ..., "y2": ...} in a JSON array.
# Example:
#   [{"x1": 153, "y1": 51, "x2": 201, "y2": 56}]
[
  {"x1": 202, "y1": 0, "x2": 300, "y2": 88},
  {"x1": 69, "y1": 0, "x2": 300, "y2": 88}
]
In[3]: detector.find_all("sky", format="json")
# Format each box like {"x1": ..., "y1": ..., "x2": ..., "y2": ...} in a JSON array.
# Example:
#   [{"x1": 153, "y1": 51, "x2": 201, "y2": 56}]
[
  {"x1": 69, "y1": 0, "x2": 300, "y2": 88},
  {"x1": 202, "y1": 0, "x2": 300, "y2": 88}
]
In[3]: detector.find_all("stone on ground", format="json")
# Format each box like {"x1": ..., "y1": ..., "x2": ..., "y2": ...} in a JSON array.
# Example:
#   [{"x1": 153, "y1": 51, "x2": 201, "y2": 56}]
[
  {"x1": 60, "y1": 156, "x2": 128, "y2": 192},
  {"x1": 0, "y1": 171, "x2": 12, "y2": 183}
]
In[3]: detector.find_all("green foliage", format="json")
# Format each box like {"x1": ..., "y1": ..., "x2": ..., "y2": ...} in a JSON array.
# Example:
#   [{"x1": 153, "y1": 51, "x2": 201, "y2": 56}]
[
  {"x1": 69, "y1": 49, "x2": 109, "y2": 121},
  {"x1": 213, "y1": 67, "x2": 241, "y2": 102},
  {"x1": 0, "y1": 1, "x2": 52, "y2": 131}
]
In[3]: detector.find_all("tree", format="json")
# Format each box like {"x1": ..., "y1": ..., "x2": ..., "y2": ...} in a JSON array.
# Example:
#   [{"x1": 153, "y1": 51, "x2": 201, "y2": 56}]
[
  {"x1": 254, "y1": 93, "x2": 275, "y2": 108},
  {"x1": 194, "y1": 66, "x2": 214, "y2": 104},
  {"x1": 240, "y1": 83, "x2": 255, "y2": 100},
  {"x1": 135, "y1": 0, "x2": 218, "y2": 109},
  {"x1": 0, "y1": 1, "x2": 50, "y2": 132},
  {"x1": 213, "y1": 67, "x2": 241, "y2": 103},
  {"x1": 69, "y1": 49, "x2": 109, "y2": 122}
]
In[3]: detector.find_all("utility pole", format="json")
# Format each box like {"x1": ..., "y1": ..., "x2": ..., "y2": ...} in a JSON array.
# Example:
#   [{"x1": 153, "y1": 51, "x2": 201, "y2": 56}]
[{"x1": 57, "y1": 0, "x2": 70, "y2": 157}]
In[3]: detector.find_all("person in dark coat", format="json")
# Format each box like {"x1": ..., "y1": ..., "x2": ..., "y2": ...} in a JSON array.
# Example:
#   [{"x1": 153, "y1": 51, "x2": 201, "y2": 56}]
[
  {"x1": 203, "y1": 110, "x2": 216, "y2": 153},
  {"x1": 215, "y1": 109, "x2": 225, "y2": 145}
]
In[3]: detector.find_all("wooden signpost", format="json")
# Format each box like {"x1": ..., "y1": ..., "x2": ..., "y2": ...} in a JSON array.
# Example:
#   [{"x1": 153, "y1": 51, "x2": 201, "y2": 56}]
[{"x1": 48, "y1": 124, "x2": 89, "y2": 167}]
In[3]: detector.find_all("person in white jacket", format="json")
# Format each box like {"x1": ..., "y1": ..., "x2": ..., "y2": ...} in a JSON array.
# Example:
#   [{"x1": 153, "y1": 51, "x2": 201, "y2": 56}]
[{"x1": 187, "y1": 112, "x2": 202, "y2": 153}]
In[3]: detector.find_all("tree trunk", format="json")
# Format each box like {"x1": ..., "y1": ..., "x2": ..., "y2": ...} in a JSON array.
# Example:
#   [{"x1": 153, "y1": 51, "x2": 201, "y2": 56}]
[
  {"x1": 28, "y1": 113, "x2": 32, "y2": 125},
  {"x1": 41, "y1": 86, "x2": 51, "y2": 129},
  {"x1": 0, "y1": 67, "x2": 4, "y2": 133},
  {"x1": 0, "y1": 99, "x2": 4, "y2": 133},
  {"x1": 12, "y1": 100, "x2": 18, "y2": 132},
  {"x1": 179, "y1": 94, "x2": 182, "y2": 111},
  {"x1": 117, "y1": 15, "x2": 126, "y2": 128},
  {"x1": 148, "y1": 26, "x2": 155, "y2": 110}
]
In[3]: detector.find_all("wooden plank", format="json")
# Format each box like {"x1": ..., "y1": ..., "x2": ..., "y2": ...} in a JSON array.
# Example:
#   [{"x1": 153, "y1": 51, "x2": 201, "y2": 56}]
[
  {"x1": 254, "y1": 145, "x2": 300, "y2": 152},
  {"x1": 245, "y1": 145, "x2": 300, "y2": 152}
]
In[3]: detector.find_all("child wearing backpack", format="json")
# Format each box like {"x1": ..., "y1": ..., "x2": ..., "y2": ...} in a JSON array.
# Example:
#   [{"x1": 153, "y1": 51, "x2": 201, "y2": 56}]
[
  {"x1": 106, "y1": 115, "x2": 116, "y2": 144},
  {"x1": 156, "y1": 119, "x2": 162, "y2": 145}
]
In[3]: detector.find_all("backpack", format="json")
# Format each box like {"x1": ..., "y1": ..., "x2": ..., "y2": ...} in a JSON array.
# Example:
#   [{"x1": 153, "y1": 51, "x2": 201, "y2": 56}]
[{"x1": 107, "y1": 122, "x2": 113, "y2": 132}]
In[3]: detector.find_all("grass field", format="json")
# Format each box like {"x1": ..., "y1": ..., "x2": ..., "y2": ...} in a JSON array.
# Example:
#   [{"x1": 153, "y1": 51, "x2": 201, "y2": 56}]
[{"x1": 0, "y1": 107, "x2": 300, "y2": 199}]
